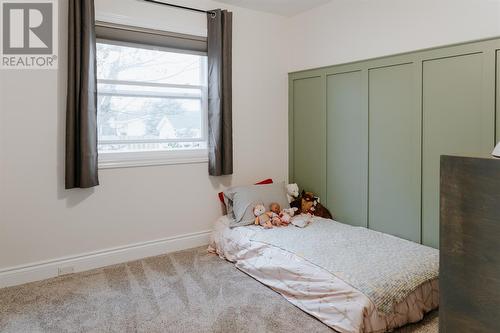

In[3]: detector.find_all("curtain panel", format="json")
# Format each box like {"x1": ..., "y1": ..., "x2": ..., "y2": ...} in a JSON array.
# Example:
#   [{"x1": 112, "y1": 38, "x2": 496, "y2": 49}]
[
  {"x1": 207, "y1": 9, "x2": 233, "y2": 176},
  {"x1": 65, "y1": 0, "x2": 99, "y2": 189}
]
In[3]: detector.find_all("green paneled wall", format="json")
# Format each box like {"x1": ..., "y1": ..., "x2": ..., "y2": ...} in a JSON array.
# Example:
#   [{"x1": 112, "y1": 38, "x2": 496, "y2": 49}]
[
  {"x1": 289, "y1": 37, "x2": 500, "y2": 248},
  {"x1": 369, "y1": 64, "x2": 421, "y2": 242},
  {"x1": 290, "y1": 76, "x2": 326, "y2": 200},
  {"x1": 422, "y1": 53, "x2": 495, "y2": 248},
  {"x1": 326, "y1": 71, "x2": 368, "y2": 227}
]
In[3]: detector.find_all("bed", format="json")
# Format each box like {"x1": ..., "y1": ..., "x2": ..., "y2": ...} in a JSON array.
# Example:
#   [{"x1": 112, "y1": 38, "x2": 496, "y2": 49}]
[{"x1": 209, "y1": 215, "x2": 438, "y2": 333}]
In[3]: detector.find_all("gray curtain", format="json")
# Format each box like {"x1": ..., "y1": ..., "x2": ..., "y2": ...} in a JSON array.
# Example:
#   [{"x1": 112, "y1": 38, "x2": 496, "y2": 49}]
[
  {"x1": 65, "y1": 0, "x2": 99, "y2": 189},
  {"x1": 207, "y1": 9, "x2": 233, "y2": 176}
]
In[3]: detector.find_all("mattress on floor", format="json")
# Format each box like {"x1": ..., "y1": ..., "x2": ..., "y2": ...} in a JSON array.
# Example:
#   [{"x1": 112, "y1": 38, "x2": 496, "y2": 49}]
[
  {"x1": 209, "y1": 216, "x2": 439, "y2": 333},
  {"x1": 251, "y1": 219, "x2": 439, "y2": 315}
]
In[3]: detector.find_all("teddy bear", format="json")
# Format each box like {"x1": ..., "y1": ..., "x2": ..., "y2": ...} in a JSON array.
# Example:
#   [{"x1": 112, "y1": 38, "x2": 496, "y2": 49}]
[
  {"x1": 254, "y1": 204, "x2": 273, "y2": 229},
  {"x1": 279, "y1": 207, "x2": 298, "y2": 225},
  {"x1": 286, "y1": 183, "x2": 299, "y2": 203}
]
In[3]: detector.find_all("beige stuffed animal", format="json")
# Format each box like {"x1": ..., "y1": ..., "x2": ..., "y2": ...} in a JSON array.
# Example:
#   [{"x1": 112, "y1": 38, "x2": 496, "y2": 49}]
[{"x1": 254, "y1": 204, "x2": 273, "y2": 229}]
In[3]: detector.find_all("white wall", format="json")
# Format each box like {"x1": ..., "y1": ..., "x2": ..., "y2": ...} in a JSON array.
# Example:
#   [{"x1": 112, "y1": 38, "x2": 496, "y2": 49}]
[
  {"x1": 287, "y1": 0, "x2": 500, "y2": 71},
  {"x1": 3, "y1": 0, "x2": 500, "y2": 280},
  {"x1": 0, "y1": 0, "x2": 288, "y2": 271}
]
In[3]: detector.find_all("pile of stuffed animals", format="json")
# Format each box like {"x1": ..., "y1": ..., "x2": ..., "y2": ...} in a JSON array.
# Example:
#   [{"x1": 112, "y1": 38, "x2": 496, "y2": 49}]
[
  {"x1": 254, "y1": 184, "x2": 333, "y2": 229},
  {"x1": 253, "y1": 203, "x2": 298, "y2": 229},
  {"x1": 290, "y1": 190, "x2": 333, "y2": 220}
]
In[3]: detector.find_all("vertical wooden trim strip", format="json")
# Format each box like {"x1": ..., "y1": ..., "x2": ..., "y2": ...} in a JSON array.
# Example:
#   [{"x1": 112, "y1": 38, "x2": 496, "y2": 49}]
[
  {"x1": 288, "y1": 77, "x2": 294, "y2": 183},
  {"x1": 414, "y1": 60, "x2": 424, "y2": 244},
  {"x1": 496, "y1": 50, "x2": 500, "y2": 143},
  {"x1": 481, "y1": 49, "x2": 497, "y2": 151},
  {"x1": 364, "y1": 69, "x2": 370, "y2": 229},
  {"x1": 419, "y1": 59, "x2": 425, "y2": 244},
  {"x1": 321, "y1": 73, "x2": 328, "y2": 202}
]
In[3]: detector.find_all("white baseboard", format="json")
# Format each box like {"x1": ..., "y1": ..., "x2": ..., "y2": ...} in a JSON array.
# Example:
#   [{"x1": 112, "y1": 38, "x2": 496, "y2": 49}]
[{"x1": 0, "y1": 230, "x2": 212, "y2": 289}]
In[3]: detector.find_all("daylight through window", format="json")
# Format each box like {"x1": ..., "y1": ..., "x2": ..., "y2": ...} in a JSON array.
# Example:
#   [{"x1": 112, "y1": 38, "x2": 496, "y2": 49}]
[{"x1": 96, "y1": 41, "x2": 208, "y2": 154}]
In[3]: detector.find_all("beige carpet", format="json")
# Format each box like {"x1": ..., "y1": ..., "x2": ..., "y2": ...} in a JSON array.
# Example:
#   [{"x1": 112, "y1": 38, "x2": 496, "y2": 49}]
[{"x1": 0, "y1": 247, "x2": 438, "y2": 333}]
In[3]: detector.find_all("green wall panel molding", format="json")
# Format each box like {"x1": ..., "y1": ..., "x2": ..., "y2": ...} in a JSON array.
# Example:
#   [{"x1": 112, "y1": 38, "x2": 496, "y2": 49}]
[
  {"x1": 290, "y1": 76, "x2": 327, "y2": 200},
  {"x1": 326, "y1": 71, "x2": 368, "y2": 227},
  {"x1": 422, "y1": 53, "x2": 495, "y2": 248},
  {"x1": 497, "y1": 51, "x2": 500, "y2": 143},
  {"x1": 368, "y1": 63, "x2": 421, "y2": 243},
  {"x1": 289, "y1": 37, "x2": 500, "y2": 247}
]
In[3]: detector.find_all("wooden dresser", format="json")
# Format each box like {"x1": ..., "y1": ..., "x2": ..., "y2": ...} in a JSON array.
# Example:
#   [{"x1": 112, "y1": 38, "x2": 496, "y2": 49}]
[{"x1": 440, "y1": 156, "x2": 500, "y2": 332}]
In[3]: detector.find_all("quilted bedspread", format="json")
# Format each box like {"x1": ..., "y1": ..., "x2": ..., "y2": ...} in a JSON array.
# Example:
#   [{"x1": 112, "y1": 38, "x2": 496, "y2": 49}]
[{"x1": 251, "y1": 218, "x2": 439, "y2": 314}]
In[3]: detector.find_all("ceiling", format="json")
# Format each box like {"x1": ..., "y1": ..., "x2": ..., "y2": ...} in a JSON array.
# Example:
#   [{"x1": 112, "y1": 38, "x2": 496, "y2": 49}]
[{"x1": 215, "y1": 0, "x2": 332, "y2": 17}]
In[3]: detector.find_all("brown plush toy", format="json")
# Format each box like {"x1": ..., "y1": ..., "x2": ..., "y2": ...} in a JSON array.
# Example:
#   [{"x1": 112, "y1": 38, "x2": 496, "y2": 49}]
[{"x1": 291, "y1": 190, "x2": 333, "y2": 220}]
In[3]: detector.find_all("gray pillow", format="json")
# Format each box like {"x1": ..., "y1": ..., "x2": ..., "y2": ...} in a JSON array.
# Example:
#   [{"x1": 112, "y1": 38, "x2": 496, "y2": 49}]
[{"x1": 224, "y1": 182, "x2": 290, "y2": 228}]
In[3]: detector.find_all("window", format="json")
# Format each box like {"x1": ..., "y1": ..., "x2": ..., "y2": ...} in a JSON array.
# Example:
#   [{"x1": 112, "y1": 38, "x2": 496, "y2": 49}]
[{"x1": 95, "y1": 23, "x2": 208, "y2": 168}]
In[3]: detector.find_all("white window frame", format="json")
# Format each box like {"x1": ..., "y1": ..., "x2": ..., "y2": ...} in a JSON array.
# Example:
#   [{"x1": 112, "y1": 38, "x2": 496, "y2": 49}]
[{"x1": 95, "y1": 29, "x2": 209, "y2": 169}]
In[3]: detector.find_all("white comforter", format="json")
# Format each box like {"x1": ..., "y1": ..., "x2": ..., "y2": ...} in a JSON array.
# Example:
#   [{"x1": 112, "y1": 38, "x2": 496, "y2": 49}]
[{"x1": 209, "y1": 216, "x2": 438, "y2": 333}]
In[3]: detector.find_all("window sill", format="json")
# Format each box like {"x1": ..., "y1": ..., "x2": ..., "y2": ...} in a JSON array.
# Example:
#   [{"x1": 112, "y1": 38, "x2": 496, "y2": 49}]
[{"x1": 98, "y1": 149, "x2": 208, "y2": 169}]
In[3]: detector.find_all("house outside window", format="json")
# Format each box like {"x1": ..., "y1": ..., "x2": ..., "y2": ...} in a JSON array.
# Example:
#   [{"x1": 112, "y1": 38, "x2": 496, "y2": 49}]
[{"x1": 95, "y1": 22, "x2": 208, "y2": 168}]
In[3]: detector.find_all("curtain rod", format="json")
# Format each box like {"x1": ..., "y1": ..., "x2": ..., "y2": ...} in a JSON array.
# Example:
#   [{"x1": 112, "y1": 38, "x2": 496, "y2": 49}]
[{"x1": 143, "y1": 0, "x2": 217, "y2": 17}]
